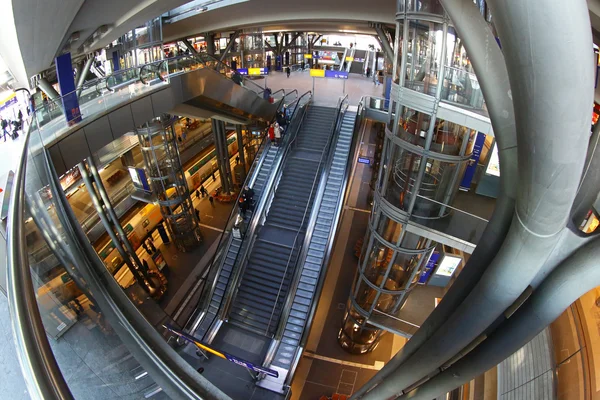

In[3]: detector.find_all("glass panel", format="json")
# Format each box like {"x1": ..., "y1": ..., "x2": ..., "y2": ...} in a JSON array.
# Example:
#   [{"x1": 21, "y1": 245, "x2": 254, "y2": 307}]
[
  {"x1": 387, "y1": 252, "x2": 423, "y2": 289},
  {"x1": 375, "y1": 213, "x2": 405, "y2": 244},
  {"x1": 415, "y1": 0, "x2": 445, "y2": 14},
  {"x1": 393, "y1": 21, "x2": 404, "y2": 84},
  {"x1": 441, "y1": 27, "x2": 487, "y2": 114},
  {"x1": 397, "y1": 107, "x2": 432, "y2": 147},
  {"x1": 398, "y1": 0, "x2": 406, "y2": 13},
  {"x1": 23, "y1": 124, "x2": 175, "y2": 397},
  {"x1": 385, "y1": 146, "x2": 422, "y2": 211},
  {"x1": 355, "y1": 278, "x2": 379, "y2": 312},
  {"x1": 405, "y1": 20, "x2": 444, "y2": 96},
  {"x1": 432, "y1": 119, "x2": 475, "y2": 156},
  {"x1": 339, "y1": 304, "x2": 382, "y2": 353},
  {"x1": 399, "y1": 231, "x2": 429, "y2": 250},
  {"x1": 411, "y1": 158, "x2": 462, "y2": 216},
  {"x1": 362, "y1": 237, "x2": 395, "y2": 283}
]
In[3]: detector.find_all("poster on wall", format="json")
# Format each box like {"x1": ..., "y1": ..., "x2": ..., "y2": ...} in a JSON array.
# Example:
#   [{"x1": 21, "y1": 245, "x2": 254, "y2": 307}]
[
  {"x1": 434, "y1": 254, "x2": 462, "y2": 277},
  {"x1": 485, "y1": 142, "x2": 500, "y2": 177},
  {"x1": 128, "y1": 167, "x2": 151, "y2": 192}
]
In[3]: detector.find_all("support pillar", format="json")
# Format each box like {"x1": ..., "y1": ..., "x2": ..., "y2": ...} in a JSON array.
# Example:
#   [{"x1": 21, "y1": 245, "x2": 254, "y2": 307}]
[
  {"x1": 219, "y1": 30, "x2": 241, "y2": 62},
  {"x1": 78, "y1": 162, "x2": 156, "y2": 293},
  {"x1": 212, "y1": 119, "x2": 234, "y2": 193},
  {"x1": 37, "y1": 78, "x2": 60, "y2": 101},
  {"x1": 87, "y1": 157, "x2": 147, "y2": 276},
  {"x1": 136, "y1": 115, "x2": 202, "y2": 252},
  {"x1": 183, "y1": 39, "x2": 199, "y2": 55},
  {"x1": 76, "y1": 56, "x2": 95, "y2": 96},
  {"x1": 235, "y1": 125, "x2": 247, "y2": 185},
  {"x1": 374, "y1": 25, "x2": 394, "y2": 62},
  {"x1": 205, "y1": 33, "x2": 216, "y2": 55}
]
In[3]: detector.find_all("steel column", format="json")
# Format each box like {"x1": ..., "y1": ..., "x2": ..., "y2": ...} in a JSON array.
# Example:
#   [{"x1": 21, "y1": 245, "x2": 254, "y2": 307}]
[
  {"x1": 78, "y1": 162, "x2": 149, "y2": 289},
  {"x1": 87, "y1": 157, "x2": 145, "y2": 271}
]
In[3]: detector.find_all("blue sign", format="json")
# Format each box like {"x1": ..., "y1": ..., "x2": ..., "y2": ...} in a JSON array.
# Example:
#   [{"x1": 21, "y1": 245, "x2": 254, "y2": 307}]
[
  {"x1": 384, "y1": 76, "x2": 392, "y2": 109},
  {"x1": 237, "y1": 68, "x2": 248, "y2": 75},
  {"x1": 358, "y1": 157, "x2": 371, "y2": 164},
  {"x1": 418, "y1": 252, "x2": 440, "y2": 284},
  {"x1": 459, "y1": 132, "x2": 486, "y2": 191},
  {"x1": 112, "y1": 50, "x2": 120, "y2": 71},
  {"x1": 55, "y1": 53, "x2": 82, "y2": 126},
  {"x1": 324, "y1": 70, "x2": 349, "y2": 79}
]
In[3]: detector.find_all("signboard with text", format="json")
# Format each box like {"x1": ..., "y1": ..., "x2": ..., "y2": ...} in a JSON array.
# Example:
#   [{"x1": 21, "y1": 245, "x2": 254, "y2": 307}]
[
  {"x1": 460, "y1": 132, "x2": 486, "y2": 191},
  {"x1": 236, "y1": 67, "x2": 268, "y2": 76},
  {"x1": 325, "y1": 70, "x2": 349, "y2": 79}
]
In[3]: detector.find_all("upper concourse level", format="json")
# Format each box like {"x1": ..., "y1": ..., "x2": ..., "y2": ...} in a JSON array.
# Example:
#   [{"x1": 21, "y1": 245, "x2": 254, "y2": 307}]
[{"x1": 0, "y1": 0, "x2": 395, "y2": 88}]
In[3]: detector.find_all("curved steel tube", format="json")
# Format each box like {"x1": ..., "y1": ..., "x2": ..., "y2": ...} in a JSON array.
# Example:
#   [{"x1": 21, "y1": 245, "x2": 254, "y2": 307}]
[{"x1": 6, "y1": 121, "x2": 74, "y2": 400}]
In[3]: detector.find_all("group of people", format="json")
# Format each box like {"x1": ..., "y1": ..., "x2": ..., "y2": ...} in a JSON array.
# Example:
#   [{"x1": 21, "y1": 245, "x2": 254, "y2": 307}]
[
  {"x1": 268, "y1": 110, "x2": 289, "y2": 146},
  {"x1": 238, "y1": 185, "x2": 255, "y2": 217},
  {"x1": 1, "y1": 109, "x2": 23, "y2": 142}
]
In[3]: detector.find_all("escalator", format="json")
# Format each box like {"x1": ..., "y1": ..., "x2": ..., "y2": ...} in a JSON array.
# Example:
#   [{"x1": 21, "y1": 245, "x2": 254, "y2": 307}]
[
  {"x1": 226, "y1": 107, "x2": 337, "y2": 336},
  {"x1": 350, "y1": 49, "x2": 367, "y2": 74},
  {"x1": 191, "y1": 143, "x2": 281, "y2": 341},
  {"x1": 259, "y1": 105, "x2": 356, "y2": 394}
]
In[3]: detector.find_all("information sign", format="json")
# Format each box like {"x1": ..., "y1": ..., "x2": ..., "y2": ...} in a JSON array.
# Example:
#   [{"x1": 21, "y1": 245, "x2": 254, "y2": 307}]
[
  {"x1": 460, "y1": 132, "x2": 486, "y2": 191},
  {"x1": 325, "y1": 70, "x2": 349, "y2": 79}
]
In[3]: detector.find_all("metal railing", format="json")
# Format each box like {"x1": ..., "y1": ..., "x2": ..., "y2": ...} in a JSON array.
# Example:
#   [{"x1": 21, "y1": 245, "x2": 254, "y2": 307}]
[
  {"x1": 7, "y1": 117, "x2": 75, "y2": 399},
  {"x1": 32, "y1": 53, "x2": 272, "y2": 146}
]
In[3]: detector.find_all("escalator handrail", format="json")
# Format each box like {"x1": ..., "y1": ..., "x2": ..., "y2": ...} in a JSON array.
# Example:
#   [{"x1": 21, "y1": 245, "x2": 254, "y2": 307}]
[
  {"x1": 180, "y1": 91, "x2": 297, "y2": 335},
  {"x1": 264, "y1": 95, "x2": 350, "y2": 337},
  {"x1": 6, "y1": 117, "x2": 75, "y2": 399},
  {"x1": 205, "y1": 90, "x2": 314, "y2": 336},
  {"x1": 196, "y1": 53, "x2": 267, "y2": 95}
]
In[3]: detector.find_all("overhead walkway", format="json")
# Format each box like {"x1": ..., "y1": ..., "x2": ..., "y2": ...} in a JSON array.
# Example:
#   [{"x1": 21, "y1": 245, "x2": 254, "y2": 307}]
[{"x1": 36, "y1": 53, "x2": 278, "y2": 177}]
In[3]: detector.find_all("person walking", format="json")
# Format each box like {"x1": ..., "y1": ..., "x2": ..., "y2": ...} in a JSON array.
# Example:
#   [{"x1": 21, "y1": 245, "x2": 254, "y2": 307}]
[
  {"x1": 274, "y1": 122, "x2": 282, "y2": 145},
  {"x1": 195, "y1": 189, "x2": 200, "y2": 199},
  {"x1": 212, "y1": 172, "x2": 216, "y2": 182},
  {"x1": 200, "y1": 185, "x2": 207, "y2": 197},
  {"x1": 209, "y1": 196, "x2": 215, "y2": 207},
  {"x1": 1, "y1": 118, "x2": 8, "y2": 142},
  {"x1": 238, "y1": 196, "x2": 249, "y2": 217},
  {"x1": 147, "y1": 238, "x2": 156, "y2": 253},
  {"x1": 195, "y1": 208, "x2": 200, "y2": 221},
  {"x1": 142, "y1": 241, "x2": 151, "y2": 255},
  {"x1": 243, "y1": 185, "x2": 255, "y2": 209},
  {"x1": 343, "y1": 61, "x2": 347, "y2": 71},
  {"x1": 236, "y1": 155, "x2": 240, "y2": 164},
  {"x1": 141, "y1": 259, "x2": 150, "y2": 275},
  {"x1": 268, "y1": 123, "x2": 276, "y2": 145},
  {"x1": 286, "y1": 66, "x2": 291, "y2": 78}
]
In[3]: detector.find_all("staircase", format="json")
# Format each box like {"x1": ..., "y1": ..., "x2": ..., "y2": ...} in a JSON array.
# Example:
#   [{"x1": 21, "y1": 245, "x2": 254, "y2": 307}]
[
  {"x1": 227, "y1": 106, "x2": 337, "y2": 337},
  {"x1": 258, "y1": 111, "x2": 357, "y2": 394}
]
